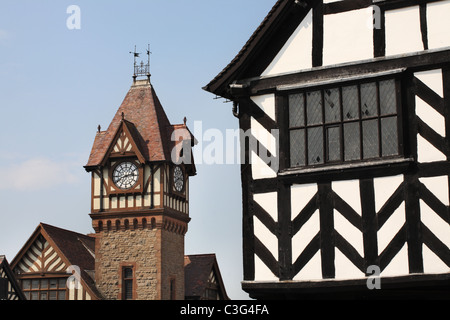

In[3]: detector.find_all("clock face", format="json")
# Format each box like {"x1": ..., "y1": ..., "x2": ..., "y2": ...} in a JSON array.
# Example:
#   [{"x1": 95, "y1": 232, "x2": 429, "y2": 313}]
[
  {"x1": 113, "y1": 162, "x2": 139, "y2": 190},
  {"x1": 173, "y1": 166, "x2": 184, "y2": 192}
]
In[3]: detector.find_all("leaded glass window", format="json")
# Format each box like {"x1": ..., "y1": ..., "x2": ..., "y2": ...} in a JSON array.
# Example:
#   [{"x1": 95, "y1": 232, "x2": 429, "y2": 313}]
[
  {"x1": 21, "y1": 278, "x2": 66, "y2": 300},
  {"x1": 288, "y1": 78, "x2": 400, "y2": 168}
]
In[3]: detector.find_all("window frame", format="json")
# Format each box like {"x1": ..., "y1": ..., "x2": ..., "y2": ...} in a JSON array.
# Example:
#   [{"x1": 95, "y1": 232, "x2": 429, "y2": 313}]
[
  {"x1": 122, "y1": 266, "x2": 135, "y2": 300},
  {"x1": 282, "y1": 73, "x2": 405, "y2": 173},
  {"x1": 20, "y1": 277, "x2": 67, "y2": 300}
]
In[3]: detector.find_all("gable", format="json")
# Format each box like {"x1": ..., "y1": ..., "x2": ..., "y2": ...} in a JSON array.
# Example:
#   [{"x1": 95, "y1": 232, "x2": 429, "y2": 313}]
[
  {"x1": 101, "y1": 119, "x2": 146, "y2": 165},
  {"x1": 261, "y1": 9, "x2": 313, "y2": 77},
  {"x1": 11, "y1": 224, "x2": 100, "y2": 300},
  {"x1": 14, "y1": 235, "x2": 66, "y2": 274}
]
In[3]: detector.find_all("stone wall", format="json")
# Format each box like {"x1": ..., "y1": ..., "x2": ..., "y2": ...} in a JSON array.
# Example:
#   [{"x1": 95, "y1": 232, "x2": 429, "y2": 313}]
[
  {"x1": 161, "y1": 229, "x2": 185, "y2": 300},
  {"x1": 95, "y1": 228, "x2": 160, "y2": 300}
]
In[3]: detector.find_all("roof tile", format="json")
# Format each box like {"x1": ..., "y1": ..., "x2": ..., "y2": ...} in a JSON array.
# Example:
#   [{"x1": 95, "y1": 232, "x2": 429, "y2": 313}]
[{"x1": 86, "y1": 80, "x2": 175, "y2": 168}]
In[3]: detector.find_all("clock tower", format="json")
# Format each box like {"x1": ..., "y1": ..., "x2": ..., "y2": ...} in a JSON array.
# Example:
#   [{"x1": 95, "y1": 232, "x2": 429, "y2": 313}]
[{"x1": 84, "y1": 60, "x2": 196, "y2": 300}]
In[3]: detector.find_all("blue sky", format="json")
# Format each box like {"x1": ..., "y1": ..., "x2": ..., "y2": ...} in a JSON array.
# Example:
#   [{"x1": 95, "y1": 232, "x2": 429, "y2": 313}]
[{"x1": 0, "y1": 0, "x2": 276, "y2": 300}]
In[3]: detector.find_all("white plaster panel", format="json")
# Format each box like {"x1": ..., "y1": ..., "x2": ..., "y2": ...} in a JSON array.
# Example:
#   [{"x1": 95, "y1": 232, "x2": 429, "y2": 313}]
[
  {"x1": 332, "y1": 180, "x2": 361, "y2": 215},
  {"x1": 420, "y1": 176, "x2": 449, "y2": 206},
  {"x1": 254, "y1": 255, "x2": 278, "y2": 281},
  {"x1": 103, "y1": 198, "x2": 109, "y2": 210},
  {"x1": 334, "y1": 209, "x2": 364, "y2": 256},
  {"x1": 119, "y1": 196, "x2": 126, "y2": 208},
  {"x1": 415, "y1": 69, "x2": 444, "y2": 98},
  {"x1": 111, "y1": 197, "x2": 118, "y2": 209},
  {"x1": 416, "y1": 96, "x2": 445, "y2": 137},
  {"x1": 323, "y1": 8, "x2": 373, "y2": 66},
  {"x1": 93, "y1": 173, "x2": 100, "y2": 197},
  {"x1": 127, "y1": 195, "x2": 134, "y2": 207},
  {"x1": 335, "y1": 249, "x2": 365, "y2": 280},
  {"x1": 292, "y1": 209, "x2": 320, "y2": 262},
  {"x1": 292, "y1": 250, "x2": 322, "y2": 281},
  {"x1": 373, "y1": 175, "x2": 404, "y2": 212},
  {"x1": 385, "y1": 6, "x2": 423, "y2": 56},
  {"x1": 380, "y1": 244, "x2": 409, "y2": 277},
  {"x1": 93, "y1": 198, "x2": 100, "y2": 210},
  {"x1": 417, "y1": 135, "x2": 447, "y2": 163},
  {"x1": 423, "y1": 244, "x2": 450, "y2": 274},
  {"x1": 378, "y1": 203, "x2": 405, "y2": 255},
  {"x1": 427, "y1": 0, "x2": 450, "y2": 50},
  {"x1": 291, "y1": 183, "x2": 318, "y2": 220},
  {"x1": 251, "y1": 150, "x2": 277, "y2": 180},
  {"x1": 262, "y1": 10, "x2": 312, "y2": 77},
  {"x1": 374, "y1": 175, "x2": 406, "y2": 256},
  {"x1": 421, "y1": 200, "x2": 450, "y2": 249},
  {"x1": 250, "y1": 115, "x2": 278, "y2": 180},
  {"x1": 254, "y1": 192, "x2": 278, "y2": 222},
  {"x1": 254, "y1": 216, "x2": 278, "y2": 261},
  {"x1": 251, "y1": 94, "x2": 276, "y2": 122},
  {"x1": 154, "y1": 168, "x2": 161, "y2": 192},
  {"x1": 251, "y1": 117, "x2": 277, "y2": 157}
]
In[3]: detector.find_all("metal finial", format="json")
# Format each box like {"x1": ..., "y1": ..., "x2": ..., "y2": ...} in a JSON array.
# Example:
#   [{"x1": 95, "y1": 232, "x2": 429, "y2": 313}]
[
  {"x1": 98, "y1": 125, "x2": 101, "y2": 133},
  {"x1": 121, "y1": 112, "x2": 125, "y2": 120},
  {"x1": 129, "y1": 44, "x2": 151, "y2": 81},
  {"x1": 183, "y1": 117, "x2": 187, "y2": 126}
]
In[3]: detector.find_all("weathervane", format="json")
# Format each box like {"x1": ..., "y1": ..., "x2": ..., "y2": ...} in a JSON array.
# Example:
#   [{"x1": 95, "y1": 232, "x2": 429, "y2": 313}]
[{"x1": 130, "y1": 44, "x2": 151, "y2": 82}]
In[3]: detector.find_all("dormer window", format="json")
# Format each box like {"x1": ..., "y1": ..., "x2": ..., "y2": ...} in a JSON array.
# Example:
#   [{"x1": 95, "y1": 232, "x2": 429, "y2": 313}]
[{"x1": 287, "y1": 76, "x2": 402, "y2": 169}]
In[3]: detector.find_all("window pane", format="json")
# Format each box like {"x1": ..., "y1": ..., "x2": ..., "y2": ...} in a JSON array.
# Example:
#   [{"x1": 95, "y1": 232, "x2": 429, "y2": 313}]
[
  {"x1": 41, "y1": 279, "x2": 48, "y2": 289},
  {"x1": 382, "y1": 117, "x2": 399, "y2": 156},
  {"x1": 289, "y1": 93, "x2": 305, "y2": 128},
  {"x1": 324, "y1": 88, "x2": 341, "y2": 123},
  {"x1": 49, "y1": 279, "x2": 57, "y2": 289},
  {"x1": 124, "y1": 280, "x2": 133, "y2": 300},
  {"x1": 344, "y1": 123, "x2": 361, "y2": 161},
  {"x1": 290, "y1": 129, "x2": 305, "y2": 167},
  {"x1": 306, "y1": 91, "x2": 323, "y2": 125},
  {"x1": 380, "y1": 80, "x2": 397, "y2": 115},
  {"x1": 308, "y1": 127, "x2": 324, "y2": 165},
  {"x1": 58, "y1": 278, "x2": 66, "y2": 289},
  {"x1": 32, "y1": 280, "x2": 39, "y2": 290},
  {"x1": 124, "y1": 267, "x2": 133, "y2": 279},
  {"x1": 326, "y1": 126, "x2": 341, "y2": 162},
  {"x1": 342, "y1": 85, "x2": 359, "y2": 120},
  {"x1": 363, "y1": 119, "x2": 379, "y2": 159},
  {"x1": 22, "y1": 280, "x2": 31, "y2": 290},
  {"x1": 31, "y1": 292, "x2": 39, "y2": 300},
  {"x1": 40, "y1": 291, "x2": 48, "y2": 300},
  {"x1": 49, "y1": 291, "x2": 57, "y2": 301},
  {"x1": 361, "y1": 82, "x2": 378, "y2": 118}
]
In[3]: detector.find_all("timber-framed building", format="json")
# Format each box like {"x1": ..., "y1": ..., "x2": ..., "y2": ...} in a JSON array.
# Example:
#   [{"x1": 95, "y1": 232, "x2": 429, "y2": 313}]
[{"x1": 205, "y1": 0, "x2": 450, "y2": 299}]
